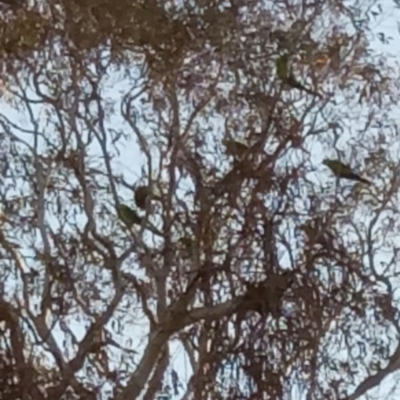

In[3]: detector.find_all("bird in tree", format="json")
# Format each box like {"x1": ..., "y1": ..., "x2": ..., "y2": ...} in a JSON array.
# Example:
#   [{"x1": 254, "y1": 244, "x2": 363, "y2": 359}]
[
  {"x1": 0, "y1": 0, "x2": 24, "y2": 7},
  {"x1": 178, "y1": 237, "x2": 196, "y2": 259},
  {"x1": 134, "y1": 186, "x2": 152, "y2": 210},
  {"x1": 222, "y1": 138, "x2": 250, "y2": 159},
  {"x1": 178, "y1": 237, "x2": 194, "y2": 248},
  {"x1": 276, "y1": 54, "x2": 322, "y2": 98},
  {"x1": 322, "y1": 159, "x2": 372, "y2": 185},
  {"x1": 117, "y1": 203, "x2": 163, "y2": 236},
  {"x1": 117, "y1": 204, "x2": 142, "y2": 227}
]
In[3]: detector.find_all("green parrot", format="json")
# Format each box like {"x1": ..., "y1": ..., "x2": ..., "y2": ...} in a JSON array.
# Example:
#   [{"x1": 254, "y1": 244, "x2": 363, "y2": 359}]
[
  {"x1": 276, "y1": 54, "x2": 322, "y2": 98},
  {"x1": 322, "y1": 159, "x2": 372, "y2": 185},
  {"x1": 117, "y1": 203, "x2": 163, "y2": 236},
  {"x1": 117, "y1": 204, "x2": 142, "y2": 227},
  {"x1": 134, "y1": 186, "x2": 151, "y2": 210},
  {"x1": 222, "y1": 138, "x2": 250, "y2": 159},
  {"x1": 178, "y1": 237, "x2": 195, "y2": 258}
]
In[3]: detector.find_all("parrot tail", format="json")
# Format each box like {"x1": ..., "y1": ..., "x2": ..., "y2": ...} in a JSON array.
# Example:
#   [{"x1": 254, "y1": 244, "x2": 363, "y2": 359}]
[
  {"x1": 286, "y1": 76, "x2": 321, "y2": 98},
  {"x1": 347, "y1": 173, "x2": 372, "y2": 185},
  {"x1": 358, "y1": 177, "x2": 372, "y2": 185}
]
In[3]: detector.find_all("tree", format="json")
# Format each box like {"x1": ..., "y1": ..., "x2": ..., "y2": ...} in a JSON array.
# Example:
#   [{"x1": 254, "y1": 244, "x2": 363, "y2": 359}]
[{"x1": 0, "y1": 0, "x2": 399, "y2": 400}]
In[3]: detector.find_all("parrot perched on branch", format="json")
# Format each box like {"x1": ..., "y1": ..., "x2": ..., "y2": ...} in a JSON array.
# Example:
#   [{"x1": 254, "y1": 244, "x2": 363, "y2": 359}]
[
  {"x1": 276, "y1": 54, "x2": 322, "y2": 98},
  {"x1": 117, "y1": 203, "x2": 163, "y2": 236},
  {"x1": 0, "y1": 0, "x2": 24, "y2": 7},
  {"x1": 117, "y1": 204, "x2": 142, "y2": 227},
  {"x1": 222, "y1": 138, "x2": 250, "y2": 159},
  {"x1": 322, "y1": 159, "x2": 372, "y2": 185},
  {"x1": 134, "y1": 186, "x2": 152, "y2": 210},
  {"x1": 178, "y1": 237, "x2": 194, "y2": 249},
  {"x1": 178, "y1": 237, "x2": 196, "y2": 259}
]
